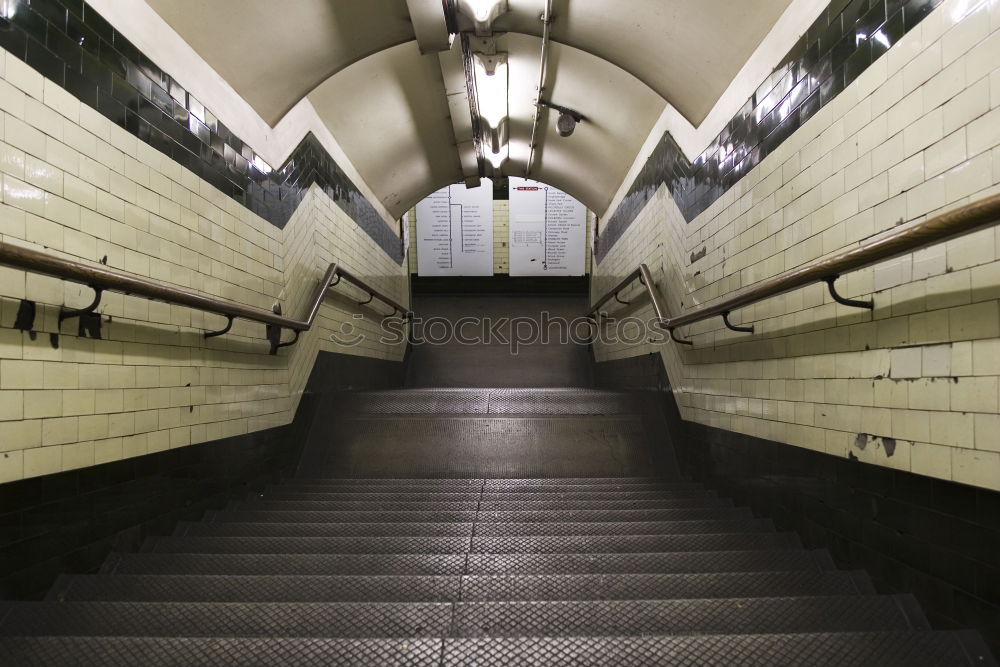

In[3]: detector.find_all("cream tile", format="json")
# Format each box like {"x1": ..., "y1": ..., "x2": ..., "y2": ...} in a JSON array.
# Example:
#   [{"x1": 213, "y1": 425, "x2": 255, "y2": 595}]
[
  {"x1": 60, "y1": 441, "x2": 94, "y2": 471},
  {"x1": 922, "y1": 343, "x2": 952, "y2": 376},
  {"x1": 965, "y1": 27, "x2": 1000, "y2": 82},
  {"x1": 949, "y1": 300, "x2": 1000, "y2": 339},
  {"x1": 890, "y1": 346, "x2": 922, "y2": 378},
  {"x1": 23, "y1": 446, "x2": 61, "y2": 478},
  {"x1": 953, "y1": 374, "x2": 998, "y2": 412},
  {"x1": 943, "y1": 76, "x2": 990, "y2": 133},
  {"x1": 952, "y1": 448, "x2": 1000, "y2": 490},
  {"x1": 3, "y1": 115, "x2": 45, "y2": 158},
  {"x1": 911, "y1": 441, "x2": 952, "y2": 479},
  {"x1": 930, "y1": 411, "x2": 975, "y2": 447},
  {"x1": 0, "y1": 450, "x2": 23, "y2": 483},
  {"x1": 945, "y1": 150, "x2": 994, "y2": 201},
  {"x1": 925, "y1": 129, "x2": 967, "y2": 177}
]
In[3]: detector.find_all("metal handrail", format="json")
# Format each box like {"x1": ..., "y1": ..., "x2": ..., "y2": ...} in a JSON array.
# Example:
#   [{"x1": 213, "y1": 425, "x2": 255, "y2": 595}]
[
  {"x1": 0, "y1": 240, "x2": 410, "y2": 354},
  {"x1": 589, "y1": 192, "x2": 1000, "y2": 345}
]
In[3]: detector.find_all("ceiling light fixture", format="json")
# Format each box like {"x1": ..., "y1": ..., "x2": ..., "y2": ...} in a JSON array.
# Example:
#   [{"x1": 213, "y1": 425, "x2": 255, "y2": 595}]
[
  {"x1": 459, "y1": 0, "x2": 509, "y2": 35},
  {"x1": 473, "y1": 52, "x2": 509, "y2": 155},
  {"x1": 0, "y1": 0, "x2": 17, "y2": 21},
  {"x1": 486, "y1": 149, "x2": 507, "y2": 170}
]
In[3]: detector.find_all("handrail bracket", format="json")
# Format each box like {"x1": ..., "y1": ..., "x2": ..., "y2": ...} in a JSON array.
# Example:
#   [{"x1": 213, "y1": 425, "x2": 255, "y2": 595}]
[
  {"x1": 722, "y1": 311, "x2": 754, "y2": 334},
  {"x1": 669, "y1": 327, "x2": 693, "y2": 346},
  {"x1": 825, "y1": 276, "x2": 874, "y2": 310},
  {"x1": 204, "y1": 315, "x2": 234, "y2": 339},
  {"x1": 59, "y1": 286, "x2": 103, "y2": 325}
]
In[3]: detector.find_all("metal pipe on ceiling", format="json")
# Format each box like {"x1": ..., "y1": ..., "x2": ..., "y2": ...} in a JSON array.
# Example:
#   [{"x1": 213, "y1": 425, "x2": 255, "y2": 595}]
[{"x1": 525, "y1": 0, "x2": 553, "y2": 177}]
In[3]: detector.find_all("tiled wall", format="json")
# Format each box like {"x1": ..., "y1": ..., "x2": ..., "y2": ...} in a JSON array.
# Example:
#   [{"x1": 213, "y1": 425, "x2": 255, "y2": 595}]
[
  {"x1": 0, "y1": 48, "x2": 409, "y2": 483},
  {"x1": 598, "y1": 0, "x2": 948, "y2": 262},
  {"x1": 592, "y1": 0, "x2": 1000, "y2": 491},
  {"x1": 407, "y1": 199, "x2": 593, "y2": 276},
  {"x1": 0, "y1": 0, "x2": 402, "y2": 261}
]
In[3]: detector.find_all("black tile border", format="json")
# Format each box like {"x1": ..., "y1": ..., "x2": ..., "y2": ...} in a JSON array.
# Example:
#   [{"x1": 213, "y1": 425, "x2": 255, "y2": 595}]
[
  {"x1": 594, "y1": 352, "x2": 1000, "y2": 656},
  {"x1": 0, "y1": 0, "x2": 403, "y2": 263},
  {"x1": 596, "y1": 0, "x2": 940, "y2": 263},
  {"x1": 0, "y1": 349, "x2": 407, "y2": 600}
]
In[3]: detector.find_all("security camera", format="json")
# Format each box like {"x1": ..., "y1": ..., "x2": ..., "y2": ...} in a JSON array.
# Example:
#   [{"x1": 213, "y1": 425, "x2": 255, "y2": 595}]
[
  {"x1": 557, "y1": 112, "x2": 577, "y2": 137},
  {"x1": 538, "y1": 100, "x2": 585, "y2": 138}
]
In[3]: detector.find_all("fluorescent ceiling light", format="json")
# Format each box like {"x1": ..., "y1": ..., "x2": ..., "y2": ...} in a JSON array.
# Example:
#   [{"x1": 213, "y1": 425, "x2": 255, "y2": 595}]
[
  {"x1": 473, "y1": 56, "x2": 508, "y2": 130},
  {"x1": 465, "y1": 0, "x2": 503, "y2": 22},
  {"x1": 486, "y1": 149, "x2": 507, "y2": 169}
]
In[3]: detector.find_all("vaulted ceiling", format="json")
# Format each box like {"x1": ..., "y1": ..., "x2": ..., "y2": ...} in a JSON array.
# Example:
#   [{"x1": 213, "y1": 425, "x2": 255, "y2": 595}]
[{"x1": 146, "y1": 0, "x2": 796, "y2": 218}]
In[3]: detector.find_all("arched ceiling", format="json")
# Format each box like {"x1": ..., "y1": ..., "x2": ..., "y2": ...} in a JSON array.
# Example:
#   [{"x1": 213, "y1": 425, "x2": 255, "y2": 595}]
[
  {"x1": 308, "y1": 42, "x2": 463, "y2": 216},
  {"x1": 495, "y1": 0, "x2": 794, "y2": 126},
  {"x1": 146, "y1": 0, "x2": 416, "y2": 125},
  {"x1": 502, "y1": 34, "x2": 665, "y2": 215},
  {"x1": 145, "y1": 0, "x2": 797, "y2": 219}
]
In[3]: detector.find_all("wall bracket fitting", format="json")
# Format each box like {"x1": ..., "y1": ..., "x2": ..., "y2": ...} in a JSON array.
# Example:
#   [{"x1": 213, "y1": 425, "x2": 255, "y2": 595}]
[
  {"x1": 204, "y1": 315, "x2": 234, "y2": 339},
  {"x1": 722, "y1": 311, "x2": 754, "y2": 333},
  {"x1": 825, "y1": 275, "x2": 874, "y2": 310},
  {"x1": 669, "y1": 327, "x2": 693, "y2": 346},
  {"x1": 59, "y1": 286, "x2": 103, "y2": 325},
  {"x1": 265, "y1": 303, "x2": 301, "y2": 355}
]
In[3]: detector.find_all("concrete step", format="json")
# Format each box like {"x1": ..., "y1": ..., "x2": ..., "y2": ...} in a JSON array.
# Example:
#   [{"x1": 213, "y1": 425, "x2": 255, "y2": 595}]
[
  {"x1": 0, "y1": 632, "x2": 990, "y2": 667},
  {"x1": 204, "y1": 506, "x2": 754, "y2": 524},
  {"x1": 441, "y1": 631, "x2": 996, "y2": 666},
  {"x1": 227, "y1": 497, "x2": 732, "y2": 512},
  {"x1": 449, "y1": 595, "x2": 928, "y2": 637},
  {"x1": 177, "y1": 518, "x2": 773, "y2": 538},
  {"x1": 49, "y1": 570, "x2": 873, "y2": 604},
  {"x1": 0, "y1": 595, "x2": 926, "y2": 638},
  {"x1": 102, "y1": 549, "x2": 832, "y2": 577},
  {"x1": 143, "y1": 532, "x2": 798, "y2": 555}
]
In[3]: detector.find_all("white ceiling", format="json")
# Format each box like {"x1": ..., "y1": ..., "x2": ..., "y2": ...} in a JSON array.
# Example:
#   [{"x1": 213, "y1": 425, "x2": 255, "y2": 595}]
[
  {"x1": 146, "y1": 0, "x2": 416, "y2": 125},
  {"x1": 495, "y1": 0, "x2": 795, "y2": 126},
  {"x1": 308, "y1": 42, "x2": 463, "y2": 216},
  {"x1": 146, "y1": 0, "x2": 796, "y2": 218}
]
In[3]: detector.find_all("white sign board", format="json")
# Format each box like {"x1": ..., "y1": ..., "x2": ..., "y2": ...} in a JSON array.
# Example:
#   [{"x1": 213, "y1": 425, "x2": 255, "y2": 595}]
[
  {"x1": 508, "y1": 177, "x2": 586, "y2": 276},
  {"x1": 415, "y1": 180, "x2": 494, "y2": 276}
]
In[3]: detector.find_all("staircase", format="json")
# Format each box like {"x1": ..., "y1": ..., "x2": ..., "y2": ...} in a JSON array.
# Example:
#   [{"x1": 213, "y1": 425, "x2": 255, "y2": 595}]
[{"x1": 0, "y1": 389, "x2": 993, "y2": 665}]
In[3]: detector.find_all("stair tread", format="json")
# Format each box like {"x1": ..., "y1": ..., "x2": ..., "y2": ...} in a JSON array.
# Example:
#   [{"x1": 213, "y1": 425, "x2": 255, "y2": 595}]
[
  {"x1": 178, "y1": 521, "x2": 477, "y2": 538},
  {"x1": 2, "y1": 632, "x2": 990, "y2": 667},
  {"x1": 179, "y1": 518, "x2": 773, "y2": 538},
  {"x1": 442, "y1": 631, "x2": 994, "y2": 666},
  {"x1": 327, "y1": 388, "x2": 641, "y2": 415},
  {"x1": 0, "y1": 636, "x2": 443, "y2": 666},
  {"x1": 449, "y1": 595, "x2": 927, "y2": 636},
  {"x1": 229, "y1": 498, "x2": 731, "y2": 511},
  {"x1": 464, "y1": 550, "x2": 835, "y2": 575},
  {"x1": 0, "y1": 601, "x2": 452, "y2": 638},
  {"x1": 52, "y1": 571, "x2": 871, "y2": 602},
  {"x1": 278, "y1": 481, "x2": 701, "y2": 493},
  {"x1": 104, "y1": 550, "x2": 831, "y2": 576},
  {"x1": 0, "y1": 596, "x2": 924, "y2": 637},
  {"x1": 54, "y1": 574, "x2": 463, "y2": 603},
  {"x1": 145, "y1": 532, "x2": 798, "y2": 555},
  {"x1": 257, "y1": 490, "x2": 717, "y2": 501},
  {"x1": 293, "y1": 477, "x2": 673, "y2": 485},
  {"x1": 207, "y1": 507, "x2": 753, "y2": 524}
]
